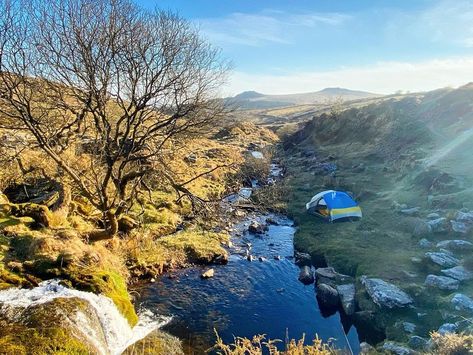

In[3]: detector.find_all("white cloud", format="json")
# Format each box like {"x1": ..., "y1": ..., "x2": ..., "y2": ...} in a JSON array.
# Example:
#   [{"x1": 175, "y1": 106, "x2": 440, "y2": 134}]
[
  {"x1": 198, "y1": 10, "x2": 350, "y2": 47},
  {"x1": 222, "y1": 57, "x2": 473, "y2": 95}
]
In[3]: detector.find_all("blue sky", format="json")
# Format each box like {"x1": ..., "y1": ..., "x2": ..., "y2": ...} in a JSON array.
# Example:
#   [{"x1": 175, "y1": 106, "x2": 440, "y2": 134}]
[{"x1": 139, "y1": 0, "x2": 473, "y2": 95}]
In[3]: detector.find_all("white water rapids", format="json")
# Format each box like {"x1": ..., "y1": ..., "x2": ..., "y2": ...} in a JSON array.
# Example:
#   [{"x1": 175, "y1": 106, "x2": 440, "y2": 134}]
[{"x1": 0, "y1": 280, "x2": 171, "y2": 355}]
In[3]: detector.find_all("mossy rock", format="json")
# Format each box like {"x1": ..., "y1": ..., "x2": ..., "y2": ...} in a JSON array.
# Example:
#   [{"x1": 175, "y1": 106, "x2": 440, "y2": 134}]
[
  {"x1": 67, "y1": 269, "x2": 138, "y2": 326},
  {"x1": 0, "y1": 297, "x2": 103, "y2": 354},
  {"x1": 123, "y1": 330, "x2": 184, "y2": 355}
]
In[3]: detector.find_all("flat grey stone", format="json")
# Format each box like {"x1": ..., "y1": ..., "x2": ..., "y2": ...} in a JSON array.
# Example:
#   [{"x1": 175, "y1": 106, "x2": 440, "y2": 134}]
[
  {"x1": 438, "y1": 323, "x2": 457, "y2": 335},
  {"x1": 451, "y1": 293, "x2": 473, "y2": 313},
  {"x1": 403, "y1": 322, "x2": 416, "y2": 334},
  {"x1": 336, "y1": 283, "x2": 355, "y2": 315},
  {"x1": 441, "y1": 266, "x2": 473, "y2": 281},
  {"x1": 425, "y1": 252, "x2": 459, "y2": 267},
  {"x1": 451, "y1": 220, "x2": 470, "y2": 234},
  {"x1": 455, "y1": 211, "x2": 473, "y2": 223},
  {"x1": 427, "y1": 217, "x2": 448, "y2": 233},
  {"x1": 382, "y1": 341, "x2": 415, "y2": 355},
  {"x1": 361, "y1": 276, "x2": 413, "y2": 309},
  {"x1": 400, "y1": 207, "x2": 420, "y2": 216},
  {"x1": 436, "y1": 239, "x2": 473, "y2": 251},
  {"x1": 425, "y1": 274, "x2": 459, "y2": 290},
  {"x1": 427, "y1": 212, "x2": 440, "y2": 220}
]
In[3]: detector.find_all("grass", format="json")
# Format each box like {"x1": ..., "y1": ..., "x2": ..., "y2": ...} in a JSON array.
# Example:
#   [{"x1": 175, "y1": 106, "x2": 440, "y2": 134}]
[{"x1": 211, "y1": 330, "x2": 337, "y2": 355}]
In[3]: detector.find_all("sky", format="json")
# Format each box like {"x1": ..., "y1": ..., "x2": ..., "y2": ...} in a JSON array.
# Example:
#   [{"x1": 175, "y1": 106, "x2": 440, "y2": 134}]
[{"x1": 138, "y1": 0, "x2": 473, "y2": 95}]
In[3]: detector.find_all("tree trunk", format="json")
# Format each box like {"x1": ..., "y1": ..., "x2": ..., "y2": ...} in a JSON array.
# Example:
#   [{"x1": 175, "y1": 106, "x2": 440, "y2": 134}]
[{"x1": 86, "y1": 210, "x2": 118, "y2": 242}]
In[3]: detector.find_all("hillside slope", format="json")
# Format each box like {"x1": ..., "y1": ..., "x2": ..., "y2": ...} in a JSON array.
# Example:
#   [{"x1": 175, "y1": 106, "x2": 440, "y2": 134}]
[
  {"x1": 227, "y1": 88, "x2": 381, "y2": 110},
  {"x1": 281, "y1": 82, "x2": 473, "y2": 348}
]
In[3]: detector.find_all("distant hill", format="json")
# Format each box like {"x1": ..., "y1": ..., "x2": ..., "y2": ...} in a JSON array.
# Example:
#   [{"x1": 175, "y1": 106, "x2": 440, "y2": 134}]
[{"x1": 226, "y1": 87, "x2": 381, "y2": 110}]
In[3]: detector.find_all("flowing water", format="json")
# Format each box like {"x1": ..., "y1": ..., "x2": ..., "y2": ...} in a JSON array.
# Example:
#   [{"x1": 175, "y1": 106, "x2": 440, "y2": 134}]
[
  {"x1": 0, "y1": 279, "x2": 171, "y2": 355},
  {"x1": 136, "y1": 214, "x2": 360, "y2": 354}
]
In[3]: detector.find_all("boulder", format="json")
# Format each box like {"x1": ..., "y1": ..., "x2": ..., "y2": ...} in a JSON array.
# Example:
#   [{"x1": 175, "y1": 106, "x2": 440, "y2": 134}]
[
  {"x1": 360, "y1": 277, "x2": 413, "y2": 309},
  {"x1": 315, "y1": 267, "x2": 352, "y2": 286},
  {"x1": 408, "y1": 336, "x2": 428, "y2": 351},
  {"x1": 298, "y1": 266, "x2": 314, "y2": 285},
  {"x1": 248, "y1": 221, "x2": 268, "y2": 234},
  {"x1": 436, "y1": 239, "x2": 473, "y2": 252},
  {"x1": 438, "y1": 323, "x2": 458, "y2": 335},
  {"x1": 201, "y1": 268, "x2": 215, "y2": 279},
  {"x1": 418, "y1": 238, "x2": 433, "y2": 249},
  {"x1": 381, "y1": 341, "x2": 415, "y2": 355},
  {"x1": 316, "y1": 283, "x2": 339, "y2": 308},
  {"x1": 451, "y1": 293, "x2": 473, "y2": 313},
  {"x1": 123, "y1": 330, "x2": 184, "y2": 355},
  {"x1": 265, "y1": 217, "x2": 279, "y2": 225},
  {"x1": 336, "y1": 284, "x2": 355, "y2": 315},
  {"x1": 424, "y1": 252, "x2": 459, "y2": 268},
  {"x1": 451, "y1": 220, "x2": 470, "y2": 234},
  {"x1": 294, "y1": 251, "x2": 312, "y2": 266},
  {"x1": 424, "y1": 275, "x2": 459, "y2": 290},
  {"x1": 455, "y1": 211, "x2": 473, "y2": 223},
  {"x1": 427, "y1": 217, "x2": 448, "y2": 233},
  {"x1": 441, "y1": 266, "x2": 473, "y2": 281}
]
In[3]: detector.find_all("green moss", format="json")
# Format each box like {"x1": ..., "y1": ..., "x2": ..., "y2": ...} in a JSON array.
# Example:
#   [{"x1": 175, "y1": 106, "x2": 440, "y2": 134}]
[
  {"x1": 123, "y1": 330, "x2": 184, "y2": 355},
  {"x1": 0, "y1": 324, "x2": 90, "y2": 354},
  {"x1": 158, "y1": 229, "x2": 229, "y2": 264},
  {"x1": 67, "y1": 269, "x2": 138, "y2": 326}
]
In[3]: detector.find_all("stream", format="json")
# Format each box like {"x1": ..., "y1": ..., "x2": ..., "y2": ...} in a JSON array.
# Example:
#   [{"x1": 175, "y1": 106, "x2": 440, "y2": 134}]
[{"x1": 137, "y1": 212, "x2": 360, "y2": 354}]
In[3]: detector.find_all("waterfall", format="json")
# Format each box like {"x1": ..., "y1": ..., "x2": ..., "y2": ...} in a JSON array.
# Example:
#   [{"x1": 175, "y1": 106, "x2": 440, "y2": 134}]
[{"x1": 0, "y1": 280, "x2": 171, "y2": 355}]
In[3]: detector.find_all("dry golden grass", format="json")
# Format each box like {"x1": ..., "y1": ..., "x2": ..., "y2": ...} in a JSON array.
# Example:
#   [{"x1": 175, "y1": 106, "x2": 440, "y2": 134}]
[
  {"x1": 211, "y1": 331, "x2": 336, "y2": 355},
  {"x1": 429, "y1": 331, "x2": 473, "y2": 355}
]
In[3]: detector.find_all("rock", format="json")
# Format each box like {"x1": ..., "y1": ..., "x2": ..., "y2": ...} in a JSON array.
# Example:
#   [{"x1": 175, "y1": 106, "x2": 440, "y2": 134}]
[
  {"x1": 418, "y1": 238, "x2": 433, "y2": 248},
  {"x1": 234, "y1": 209, "x2": 246, "y2": 218},
  {"x1": 298, "y1": 266, "x2": 314, "y2": 285},
  {"x1": 381, "y1": 341, "x2": 415, "y2": 355},
  {"x1": 315, "y1": 267, "x2": 352, "y2": 286},
  {"x1": 258, "y1": 256, "x2": 267, "y2": 262},
  {"x1": 294, "y1": 251, "x2": 312, "y2": 266},
  {"x1": 441, "y1": 266, "x2": 473, "y2": 281},
  {"x1": 410, "y1": 257, "x2": 422, "y2": 264},
  {"x1": 274, "y1": 255, "x2": 282, "y2": 261},
  {"x1": 238, "y1": 188, "x2": 252, "y2": 199},
  {"x1": 248, "y1": 221, "x2": 268, "y2": 234},
  {"x1": 451, "y1": 220, "x2": 471, "y2": 234},
  {"x1": 359, "y1": 342, "x2": 375, "y2": 354},
  {"x1": 250, "y1": 151, "x2": 264, "y2": 159},
  {"x1": 360, "y1": 277, "x2": 413, "y2": 309},
  {"x1": 201, "y1": 268, "x2": 214, "y2": 279},
  {"x1": 424, "y1": 274, "x2": 459, "y2": 290},
  {"x1": 265, "y1": 217, "x2": 279, "y2": 225},
  {"x1": 436, "y1": 239, "x2": 473, "y2": 252},
  {"x1": 424, "y1": 252, "x2": 459, "y2": 267},
  {"x1": 413, "y1": 221, "x2": 432, "y2": 237},
  {"x1": 400, "y1": 207, "x2": 420, "y2": 216},
  {"x1": 403, "y1": 322, "x2": 416, "y2": 334},
  {"x1": 408, "y1": 336, "x2": 428, "y2": 350},
  {"x1": 123, "y1": 330, "x2": 184, "y2": 355},
  {"x1": 427, "y1": 217, "x2": 448, "y2": 233},
  {"x1": 247, "y1": 255, "x2": 255, "y2": 262},
  {"x1": 336, "y1": 284, "x2": 355, "y2": 315},
  {"x1": 438, "y1": 323, "x2": 458, "y2": 335},
  {"x1": 184, "y1": 153, "x2": 197, "y2": 164},
  {"x1": 451, "y1": 293, "x2": 473, "y2": 313},
  {"x1": 6, "y1": 261, "x2": 24, "y2": 273},
  {"x1": 316, "y1": 283, "x2": 339, "y2": 308},
  {"x1": 455, "y1": 211, "x2": 473, "y2": 223},
  {"x1": 427, "y1": 212, "x2": 440, "y2": 220}
]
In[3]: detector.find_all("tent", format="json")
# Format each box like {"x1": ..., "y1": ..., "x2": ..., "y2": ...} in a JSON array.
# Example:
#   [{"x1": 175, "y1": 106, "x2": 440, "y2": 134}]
[{"x1": 306, "y1": 190, "x2": 362, "y2": 222}]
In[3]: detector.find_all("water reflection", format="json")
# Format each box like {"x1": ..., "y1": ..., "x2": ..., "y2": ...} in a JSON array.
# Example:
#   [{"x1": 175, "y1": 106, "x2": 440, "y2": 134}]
[{"x1": 137, "y1": 216, "x2": 360, "y2": 354}]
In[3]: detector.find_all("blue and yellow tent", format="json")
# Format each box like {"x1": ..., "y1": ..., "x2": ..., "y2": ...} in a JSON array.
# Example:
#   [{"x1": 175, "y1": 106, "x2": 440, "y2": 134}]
[{"x1": 306, "y1": 190, "x2": 362, "y2": 222}]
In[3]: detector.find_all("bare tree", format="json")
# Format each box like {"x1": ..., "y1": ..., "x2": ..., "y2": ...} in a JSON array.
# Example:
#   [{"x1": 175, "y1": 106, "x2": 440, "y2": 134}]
[{"x1": 0, "y1": 0, "x2": 230, "y2": 239}]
